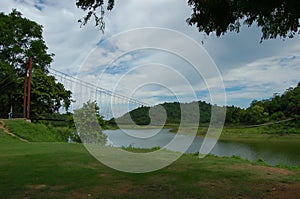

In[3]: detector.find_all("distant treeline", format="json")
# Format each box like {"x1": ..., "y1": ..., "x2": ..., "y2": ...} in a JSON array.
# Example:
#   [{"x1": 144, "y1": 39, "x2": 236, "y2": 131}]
[{"x1": 112, "y1": 83, "x2": 300, "y2": 125}]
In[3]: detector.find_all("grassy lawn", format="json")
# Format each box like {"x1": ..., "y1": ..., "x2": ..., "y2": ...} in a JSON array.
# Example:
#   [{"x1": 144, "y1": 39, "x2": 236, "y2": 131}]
[
  {"x1": 0, "y1": 120, "x2": 300, "y2": 198},
  {"x1": 0, "y1": 141, "x2": 299, "y2": 198},
  {"x1": 0, "y1": 128, "x2": 21, "y2": 144}
]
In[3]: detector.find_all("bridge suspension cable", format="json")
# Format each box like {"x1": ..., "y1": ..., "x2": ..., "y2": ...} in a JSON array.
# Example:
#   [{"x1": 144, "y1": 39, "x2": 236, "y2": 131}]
[{"x1": 49, "y1": 68, "x2": 150, "y2": 118}]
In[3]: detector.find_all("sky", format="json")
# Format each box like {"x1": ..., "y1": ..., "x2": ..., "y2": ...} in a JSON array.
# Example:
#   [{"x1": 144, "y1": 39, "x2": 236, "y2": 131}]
[{"x1": 1, "y1": 0, "x2": 300, "y2": 110}]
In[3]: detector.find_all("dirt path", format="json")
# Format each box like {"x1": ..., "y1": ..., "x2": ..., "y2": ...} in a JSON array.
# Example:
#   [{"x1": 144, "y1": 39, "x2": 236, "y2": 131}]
[{"x1": 0, "y1": 120, "x2": 29, "y2": 142}]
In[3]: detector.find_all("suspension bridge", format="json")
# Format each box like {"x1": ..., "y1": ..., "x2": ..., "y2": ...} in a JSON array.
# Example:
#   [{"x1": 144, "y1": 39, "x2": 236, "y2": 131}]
[{"x1": 49, "y1": 68, "x2": 150, "y2": 119}]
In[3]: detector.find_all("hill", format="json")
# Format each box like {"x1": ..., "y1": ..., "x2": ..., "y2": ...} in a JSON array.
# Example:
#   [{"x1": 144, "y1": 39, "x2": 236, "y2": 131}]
[
  {"x1": 111, "y1": 83, "x2": 300, "y2": 126},
  {"x1": 112, "y1": 101, "x2": 212, "y2": 125}
]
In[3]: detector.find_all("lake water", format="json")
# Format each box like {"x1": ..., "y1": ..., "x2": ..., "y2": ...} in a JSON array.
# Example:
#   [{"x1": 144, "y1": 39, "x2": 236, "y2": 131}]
[{"x1": 104, "y1": 129, "x2": 300, "y2": 166}]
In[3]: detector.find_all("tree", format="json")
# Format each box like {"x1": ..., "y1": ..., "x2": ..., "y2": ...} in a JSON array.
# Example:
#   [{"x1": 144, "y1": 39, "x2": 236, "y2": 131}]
[
  {"x1": 187, "y1": 0, "x2": 300, "y2": 41},
  {"x1": 73, "y1": 101, "x2": 107, "y2": 144},
  {"x1": 76, "y1": 0, "x2": 300, "y2": 41},
  {"x1": 30, "y1": 68, "x2": 72, "y2": 118},
  {"x1": 76, "y1": 0, "x2": 114, "y2": 32},
  {"x1": 0, "y1": 62, "x2": 18, "y2": 117},
  {"x1": 245, "y1": 105, "x2": 269, "y2": 124},
  {"x1": 0, "y1": 9, "x2": 53, "y2": 71},
  {"x1": 0, "y1": 10, "x2": 71, "y2": 118},
  {"x1": 225, "y1": 105, "x2": 245, "y2": 123}
]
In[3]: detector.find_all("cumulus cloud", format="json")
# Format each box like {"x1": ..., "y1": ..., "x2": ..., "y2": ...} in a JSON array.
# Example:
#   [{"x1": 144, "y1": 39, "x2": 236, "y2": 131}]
[
  {"x1": 0, "y1": 0, "x2": 103, "y2": 71},
  {"x1": 223, "y1": 54, "x2": 300, "y2": 107},
  {"x1": 1, "y1": 0, "x2": 299, "y2": 110}
]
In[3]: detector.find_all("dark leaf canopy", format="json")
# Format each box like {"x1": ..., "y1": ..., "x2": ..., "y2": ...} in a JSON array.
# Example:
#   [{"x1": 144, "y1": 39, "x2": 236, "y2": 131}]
[
  {"x1": 0, "y1": 9, "x2": 53, "y2": 70},
  {"x1": 76, "y1": 0, "x2": 300, "y2": 41},
  {"x1": 187, "y1": 0, "x2": 300, "y2": 41}
]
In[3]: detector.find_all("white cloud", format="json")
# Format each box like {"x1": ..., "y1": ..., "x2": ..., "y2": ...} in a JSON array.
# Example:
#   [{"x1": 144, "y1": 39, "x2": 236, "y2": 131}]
[
  {"x1": 223, "y1": 54, "x2": 300, "y2": 107},
  {"x1": 0, "y1": 0, "x2": 103, "y2": 71},
  {"x1": 1, "y1": 0, "x2": 300, "y2": 111}
]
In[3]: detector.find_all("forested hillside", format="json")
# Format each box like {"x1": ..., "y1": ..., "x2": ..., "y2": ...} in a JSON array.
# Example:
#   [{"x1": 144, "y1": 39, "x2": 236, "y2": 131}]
[
  {"x1": 113, "y1": 101, "x2": 212, "y2": 125},
  {"x1": 229, "y1": 82, "x2": 300, "y2": 124},
  {"x1": 113, "y1": 83, "x2": 300, "y2": 125}
]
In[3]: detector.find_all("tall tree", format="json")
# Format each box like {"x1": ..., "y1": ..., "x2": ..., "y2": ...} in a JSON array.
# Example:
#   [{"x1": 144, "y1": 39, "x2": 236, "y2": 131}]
[{"x1": 0, "y1": 9, "x2": 71, "y2": 118}]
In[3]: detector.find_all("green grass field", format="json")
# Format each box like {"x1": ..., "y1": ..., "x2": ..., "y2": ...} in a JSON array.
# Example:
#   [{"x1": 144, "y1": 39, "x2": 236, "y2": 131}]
[
  {"x1": 0, "y1": 142, "x2": 299, "y2": 198},
  {"x1": 0, "y1": 120, "x2": 300, "y2": 198},
  {"x1": 0, "y1": 128, "x2": 21, "y2": 143}
]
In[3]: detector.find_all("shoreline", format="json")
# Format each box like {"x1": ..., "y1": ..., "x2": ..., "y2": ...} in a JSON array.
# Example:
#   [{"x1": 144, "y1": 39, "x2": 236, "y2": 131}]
[{"x1": 106, "y1": 124, "x2": 300, "y2": 143}]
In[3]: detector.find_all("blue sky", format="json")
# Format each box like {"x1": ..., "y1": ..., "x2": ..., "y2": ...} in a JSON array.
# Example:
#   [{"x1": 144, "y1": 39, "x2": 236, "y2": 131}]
[{"x1": 1, "y1": 0, "x2": 300, "y2": 109}]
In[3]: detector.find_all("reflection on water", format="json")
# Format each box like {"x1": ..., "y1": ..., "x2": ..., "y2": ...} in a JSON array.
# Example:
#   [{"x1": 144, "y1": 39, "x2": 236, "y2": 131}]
[{"x1": 104, "y1": 129, "x2": 300, "y2": 166}]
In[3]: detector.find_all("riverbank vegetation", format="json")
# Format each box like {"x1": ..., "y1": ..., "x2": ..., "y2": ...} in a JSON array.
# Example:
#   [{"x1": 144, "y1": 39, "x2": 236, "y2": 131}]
[{"x1": 169, "y1": 122, "x2": 300, "y2": 142}]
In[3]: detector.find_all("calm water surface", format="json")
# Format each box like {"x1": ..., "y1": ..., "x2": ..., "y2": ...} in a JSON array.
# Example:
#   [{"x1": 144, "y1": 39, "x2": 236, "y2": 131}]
[{"x1": 104, "y1": 129, "x2": 300, "y2": 166}]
